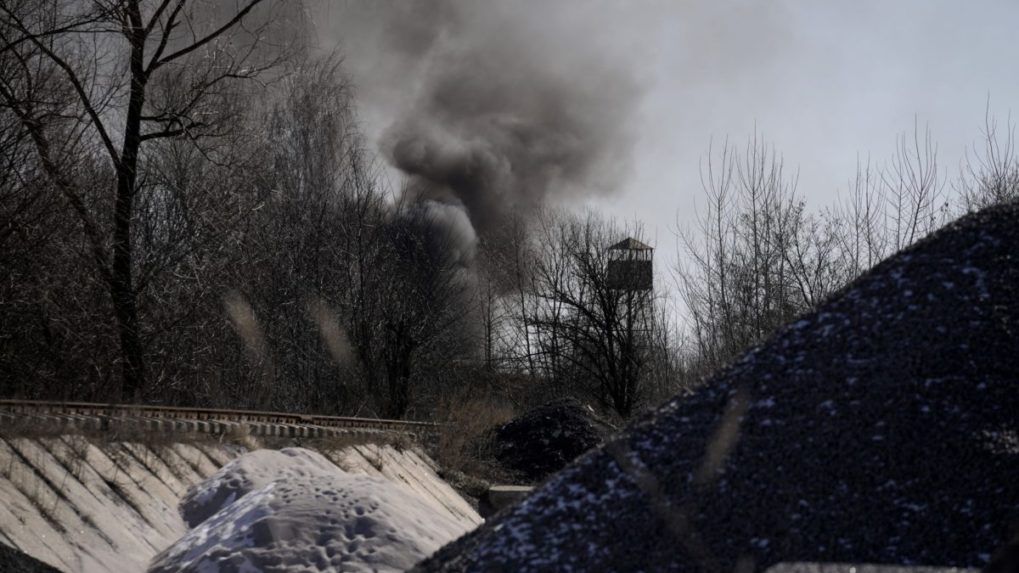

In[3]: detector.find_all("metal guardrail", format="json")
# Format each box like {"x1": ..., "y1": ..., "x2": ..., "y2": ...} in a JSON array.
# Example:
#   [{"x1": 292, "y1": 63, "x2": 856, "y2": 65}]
[{"x1": 0, "y1": 399, "x2": 439, "y2": 435}]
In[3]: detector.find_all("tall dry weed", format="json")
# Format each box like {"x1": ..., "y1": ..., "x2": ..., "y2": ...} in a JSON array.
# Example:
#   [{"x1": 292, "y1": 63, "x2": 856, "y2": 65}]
[{"x1": 434, "y1": 395, "x2": 514, "y2": 478}]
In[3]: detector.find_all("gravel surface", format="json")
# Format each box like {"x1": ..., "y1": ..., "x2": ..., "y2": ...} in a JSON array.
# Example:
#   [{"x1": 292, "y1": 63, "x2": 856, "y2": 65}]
[
  {"x1": 0, "y1": 543, "x2": 61, "y2": 573},
  {"x1": 493, "y1": 399, "x2": 614, "y2": 483},
  {"x1": 415, "y1": 203, "x2": 1019, "y2": 572},
  {"x1": 764, "y1": 564, "x2": 978, "y2": 573}
]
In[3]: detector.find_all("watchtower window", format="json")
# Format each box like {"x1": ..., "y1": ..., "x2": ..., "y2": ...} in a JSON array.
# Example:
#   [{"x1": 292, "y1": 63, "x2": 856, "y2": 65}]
[{"x1": 606, "y1": 237, "x2": 653, "y2": 291}]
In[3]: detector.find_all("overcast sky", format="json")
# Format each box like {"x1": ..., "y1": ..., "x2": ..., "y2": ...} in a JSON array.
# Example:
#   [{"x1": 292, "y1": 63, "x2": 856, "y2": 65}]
[
  {"x1": 320, "y1": 0, "x2": 1019, "y2": 289},
  {"x1": 594, "y1": 0, "x2": 1019, "y2": 240}
]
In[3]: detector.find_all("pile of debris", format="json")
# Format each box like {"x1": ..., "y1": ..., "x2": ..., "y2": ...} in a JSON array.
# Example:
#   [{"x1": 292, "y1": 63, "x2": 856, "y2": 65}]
[
  {"x1": 0, "y1": 544, "x2": 59, "y2": 573},
  {"x1": 491, "y1": 398, "x2": 614, "y2": 483},
  {"x1": 415, "y1": 203, "x2": 1019, "y2": 571}
]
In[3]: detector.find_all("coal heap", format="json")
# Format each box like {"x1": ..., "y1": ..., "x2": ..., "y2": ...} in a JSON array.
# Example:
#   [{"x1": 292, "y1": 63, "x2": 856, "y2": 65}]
[
  {"x1": 0, "y1": 544, "x2": 60, "y2": 573},
  {"x1": 415, "y1": 203, "x2": 1019, "y2": 572},
  {"x1": 493, "y1": 398, "x2": 613, "y2": 483}
]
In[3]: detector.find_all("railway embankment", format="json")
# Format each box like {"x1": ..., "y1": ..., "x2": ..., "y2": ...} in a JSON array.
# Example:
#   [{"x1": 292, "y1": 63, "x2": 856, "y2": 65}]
[{"x1": 0, "y1": 403, "x2": 480, "y2": 572}]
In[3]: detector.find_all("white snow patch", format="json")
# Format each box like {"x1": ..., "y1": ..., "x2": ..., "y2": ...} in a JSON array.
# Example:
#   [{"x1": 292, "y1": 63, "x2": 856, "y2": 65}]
[
  {"x1": 181, "y1": 447, "x2": 338, "y2": 528},
  {"x1": 150, "y1": 472, "x2": 471, "y2": 573},
  {"x1": 0, "y1": 438, "x2": 479, "y2": 573}
]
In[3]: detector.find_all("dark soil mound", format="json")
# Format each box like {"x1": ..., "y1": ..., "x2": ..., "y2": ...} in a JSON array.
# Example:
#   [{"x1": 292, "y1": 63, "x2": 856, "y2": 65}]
[
  {"x1": 416, "y1": 203, "x2": 1019, "y2": 572},
  {"x1": 493, "y1": 398, "x2": 613, "y2": 482},
  {"x1": 0, "y1": 544, "x2": 60, "y2": 573}
]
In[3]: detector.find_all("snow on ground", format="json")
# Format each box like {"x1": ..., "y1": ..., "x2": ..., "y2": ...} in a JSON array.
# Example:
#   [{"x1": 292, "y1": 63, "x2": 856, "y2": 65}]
[
  {"x1": 0, "y1": 436, "x2": 480, "y2": 572},
  {"x1": 181, "y1": 448, "x2": 338, "y2": 527},
  {"x1": 150, "y1": 448, "x2": 474, "y2": 573}
]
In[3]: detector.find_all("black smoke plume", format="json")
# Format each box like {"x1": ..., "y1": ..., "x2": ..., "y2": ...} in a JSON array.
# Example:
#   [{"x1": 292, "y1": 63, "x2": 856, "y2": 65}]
[{"x1": 329, "y1": 1, "x2": 642, "y2": 266}]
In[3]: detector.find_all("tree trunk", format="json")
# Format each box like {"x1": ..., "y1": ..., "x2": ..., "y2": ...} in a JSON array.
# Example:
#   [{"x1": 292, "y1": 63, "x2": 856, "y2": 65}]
[
  {"x1": 111, "y1": 180, "x2": 144, "y2": 397},
  {"x1": 114, "y1": 3, "x2": 147, "y2": 398}
]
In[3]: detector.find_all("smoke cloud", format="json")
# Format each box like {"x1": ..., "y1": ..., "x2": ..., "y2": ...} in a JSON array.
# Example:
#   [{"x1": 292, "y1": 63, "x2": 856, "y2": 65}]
[{"x1": 321, "y1": 1, "x2": 642, "y2": 263}]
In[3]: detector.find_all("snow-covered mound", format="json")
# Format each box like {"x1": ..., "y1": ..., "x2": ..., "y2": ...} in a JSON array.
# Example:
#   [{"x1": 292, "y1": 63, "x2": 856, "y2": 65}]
[
  {"x1": 181, "y1": 447, "x2": 337, "y2": 527},
  {"x1": 151, "y1": 448, "x2": 475, "y2": 572},
  {"x1": 415, "y1": 203, "x2": 1019, "y2": 571},
  {"x1": 151, "y1": 473, "x2": 469, "y2": 573},
  {"x1": 0, "y1": 434, "x2": 479, "y2": 572}
]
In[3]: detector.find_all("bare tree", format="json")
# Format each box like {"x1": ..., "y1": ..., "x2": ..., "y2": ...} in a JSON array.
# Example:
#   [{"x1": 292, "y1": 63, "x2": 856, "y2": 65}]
[
  {"x1": 676, "y1": 135, "x2": 848, "y2": 374},
  {"x1": 369, "y1": 199, "x2": 479, "y2": 418},
  {"x1": 830, "y1": 157, "x2": 887, "y2": 277},
  {"x1": 678, "y1": 125, "x2": 954, "y2": 377},
  {"x1": 959, "y1": 109, "x2": 1019, "y2": 211},
  {"x1": 523, "y1": 210, "x2": 667, "y2": 418},
  {"x1": 882, "y1": 121, "x2": 949, "y2": 251},
  {"x1": 0, "y1": 0, "x2": 294, "y2": 398}
]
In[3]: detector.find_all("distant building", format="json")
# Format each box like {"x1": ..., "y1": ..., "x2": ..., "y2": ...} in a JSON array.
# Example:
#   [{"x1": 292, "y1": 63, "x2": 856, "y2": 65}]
[
  {"x1": 606, "y1": 237, "x2": 655, "y2": 340},
  {"x1": 606, "y1": 237, "x2": 653, "y2": 291}
]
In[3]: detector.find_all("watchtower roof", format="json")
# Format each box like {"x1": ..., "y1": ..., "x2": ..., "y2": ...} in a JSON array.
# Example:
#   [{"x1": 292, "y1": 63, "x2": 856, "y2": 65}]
[{"x1": 607, "y1": 237, "x2": 653, "y2": 251}]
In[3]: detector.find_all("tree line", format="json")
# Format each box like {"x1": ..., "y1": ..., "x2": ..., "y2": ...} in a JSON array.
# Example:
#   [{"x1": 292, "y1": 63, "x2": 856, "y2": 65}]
[
  {"x1": 676, "y1": 121, "x2": 1017, "y2": 377},
  {"x1": 2, "y1": 1, "x2": 1016, "y2": 421}
]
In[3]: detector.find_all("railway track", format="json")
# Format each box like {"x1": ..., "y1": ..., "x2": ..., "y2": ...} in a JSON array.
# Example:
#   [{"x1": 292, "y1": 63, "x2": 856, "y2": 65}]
[{"x1": 0, "y1": 399, "x2": 439, "y2": 440}]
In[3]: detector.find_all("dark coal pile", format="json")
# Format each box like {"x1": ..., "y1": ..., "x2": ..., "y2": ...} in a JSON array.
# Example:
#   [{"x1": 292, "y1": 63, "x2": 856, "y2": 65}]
[
  {"x1": 493, "y1": 399, "x2": 614, "y2": 483},
  {"x1": 0, "y1": 544, "x2": 60, "y2": 573},
  {"x1": 987, "y1": 529, "x2": 1019, "y2": 573},
  {"x1": 415, "y1": 203, "x2": 1019, "y2": 572},
  {"x1": 764, "y1": 565, "x2": 978, "y2": 573}
]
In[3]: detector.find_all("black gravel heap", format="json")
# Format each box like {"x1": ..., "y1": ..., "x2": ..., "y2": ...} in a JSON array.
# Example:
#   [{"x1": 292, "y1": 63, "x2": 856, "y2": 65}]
[
  {"x1": 0, "y1": 543, "x2": 61, "y2": 573},
  {"x1": 764, "y1": 565, "x2": 978, "y2": 573},
  {"x1": 493, "y1": 398, "x2": 613, "y2": 483},
  {"x1": 416, "y1": 203, "x2": 1019, "y2": 572}
]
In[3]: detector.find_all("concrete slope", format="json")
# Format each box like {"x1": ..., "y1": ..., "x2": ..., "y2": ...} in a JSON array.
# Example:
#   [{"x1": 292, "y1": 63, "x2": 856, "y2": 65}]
[
  {"x1": 0, "y1": 435, "x2": 480, "y2": 572},
  {"x1": 415, "y1": 203, "x2": 1019, "y2": 572}
]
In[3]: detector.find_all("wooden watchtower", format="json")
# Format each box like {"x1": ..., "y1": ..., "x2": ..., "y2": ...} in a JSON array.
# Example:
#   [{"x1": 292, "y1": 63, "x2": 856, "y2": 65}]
[{"x1": 606, "y1": 237, "x2": 653, "y2": 292}]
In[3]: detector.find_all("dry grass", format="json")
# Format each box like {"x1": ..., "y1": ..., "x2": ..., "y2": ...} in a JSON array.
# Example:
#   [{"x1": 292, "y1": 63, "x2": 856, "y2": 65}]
[
  {"x1": 432, "y1": 394, "x2": 515, "y2": 480},
  {"x1": 362, "y1": 444, "x2": 385, "y2": 471}
]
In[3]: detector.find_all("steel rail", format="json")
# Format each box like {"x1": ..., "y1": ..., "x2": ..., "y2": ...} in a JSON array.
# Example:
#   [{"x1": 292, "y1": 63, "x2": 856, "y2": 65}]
[{"x1": 0, "y1": 399, "x2": 438, "y2": 434}]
